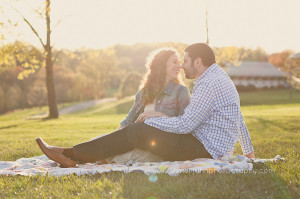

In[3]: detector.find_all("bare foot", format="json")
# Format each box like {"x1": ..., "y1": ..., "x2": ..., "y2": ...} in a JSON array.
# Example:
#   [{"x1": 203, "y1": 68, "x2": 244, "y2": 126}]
[
  {"x1": 36, "y1": 138, "x2": 65, "y2": 154},
  {"x1": 36, "y1": 138, "x2": 76, "y2": 168}
]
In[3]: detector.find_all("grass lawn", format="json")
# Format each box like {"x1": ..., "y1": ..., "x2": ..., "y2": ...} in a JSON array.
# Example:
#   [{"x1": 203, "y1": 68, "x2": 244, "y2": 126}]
[{"x1": 0, "y1": 89, "x2": 299, "y2": 198}]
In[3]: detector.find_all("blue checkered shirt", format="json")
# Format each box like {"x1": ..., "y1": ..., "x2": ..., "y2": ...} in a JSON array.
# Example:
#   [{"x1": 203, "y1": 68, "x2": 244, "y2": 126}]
[{"x1": 145, "y1": 63, "x2": 254, "y2": 159}]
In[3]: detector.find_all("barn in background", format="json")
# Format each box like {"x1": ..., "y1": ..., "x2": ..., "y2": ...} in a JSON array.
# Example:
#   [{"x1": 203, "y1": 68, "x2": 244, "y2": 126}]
[{"x1": 226, "y1": 61, "x2": 289, "y2": 90}]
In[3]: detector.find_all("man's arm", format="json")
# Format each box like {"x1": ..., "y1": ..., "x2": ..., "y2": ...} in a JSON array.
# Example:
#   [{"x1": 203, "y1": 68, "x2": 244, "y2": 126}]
[
  {"x1": 238, "y1": 113, "x2": 255, "y2": 158},
  {"x1": 145, "y1": 83, "x2": 216, "y2": 134},
  {"x1": 135, "y1": 111, "x2": 170, "y2": 123}
]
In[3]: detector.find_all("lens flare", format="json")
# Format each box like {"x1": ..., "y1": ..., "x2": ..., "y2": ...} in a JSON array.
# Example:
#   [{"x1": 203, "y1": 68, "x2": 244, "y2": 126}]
[
  {"x1": 148, "y1": 175, "x2": 158, "y2": 183},
  {"x1": 151, "y1": 141, "x2": 156, "y2": 146}
]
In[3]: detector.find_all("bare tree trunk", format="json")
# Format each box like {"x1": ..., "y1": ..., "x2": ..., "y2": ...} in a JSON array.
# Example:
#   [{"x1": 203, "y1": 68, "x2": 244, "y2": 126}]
[
  {"x1": 206, "y1": 10, "x2": 209, "y2": 45},
  {"x1": 11, "y1": 0, "x2": 59, "y2": 118},
  {"x1": 45, "y1": 0, "x2": 58, "y2": 118}
]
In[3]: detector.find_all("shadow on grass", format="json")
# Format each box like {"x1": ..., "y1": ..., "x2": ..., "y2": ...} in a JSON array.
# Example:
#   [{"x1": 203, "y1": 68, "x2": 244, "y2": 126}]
[
  {"x1": 0, "y1": 117, "x2": 50, "y2": 130},
  {"x1": 89, "y1": 162, "x2": 291, "y2": 198},
  {"x1": 251, "y1": 161, "x2": 294, "y2": 198},
  {"x1": 255, "y1": 117, "x2": 289, "y2": 132},
  {"x1": 26, "y1": 116, "x2": 56, "y2": 121},
  {"x1": 0, "y1": 161, "x2": 294, "y2": 198},
  {"x1": 0, "y1": 124, "x2": 21, "y2": 130}
]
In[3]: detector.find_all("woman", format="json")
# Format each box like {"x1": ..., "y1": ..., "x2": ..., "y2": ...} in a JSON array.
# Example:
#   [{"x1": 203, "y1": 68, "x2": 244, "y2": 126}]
[
  {"x1": 97, "y1": 48, "x2": 191, "y2": 164},
  {"x1": 36, "y1": 48, "x2": 191, "y2": 167}
]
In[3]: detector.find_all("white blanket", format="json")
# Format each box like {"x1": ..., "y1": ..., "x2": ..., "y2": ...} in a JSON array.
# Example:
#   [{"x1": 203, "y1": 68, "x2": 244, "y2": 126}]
[{"x1": 0, "y1": 155, "x2": 284, "y2": 176}]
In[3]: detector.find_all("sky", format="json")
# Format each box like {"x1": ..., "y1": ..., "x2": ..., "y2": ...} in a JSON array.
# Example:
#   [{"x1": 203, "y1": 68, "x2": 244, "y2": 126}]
[{"x1": 2, "y1": 0, "x2": 300, "y2": 53}]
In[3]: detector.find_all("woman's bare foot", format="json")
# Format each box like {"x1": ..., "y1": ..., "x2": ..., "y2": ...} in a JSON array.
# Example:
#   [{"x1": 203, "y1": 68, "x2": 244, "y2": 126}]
[
  {"x1": 36, "y1": 138, "x2": 65, "y2": 154},
  {"x1": 36, "y1": 138, "x2": 76, "y2": 168}
]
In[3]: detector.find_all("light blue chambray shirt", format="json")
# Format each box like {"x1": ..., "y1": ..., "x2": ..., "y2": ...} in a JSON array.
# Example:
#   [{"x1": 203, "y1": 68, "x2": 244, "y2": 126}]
[{"x1": 145, "y1": 63, "x2": 254, "y2": 159}]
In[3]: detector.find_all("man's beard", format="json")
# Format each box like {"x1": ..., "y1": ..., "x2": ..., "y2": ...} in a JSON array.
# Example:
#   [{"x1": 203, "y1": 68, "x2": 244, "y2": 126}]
[{"x1": 184, "y1": 65, "x2": 197, "y2": 79}]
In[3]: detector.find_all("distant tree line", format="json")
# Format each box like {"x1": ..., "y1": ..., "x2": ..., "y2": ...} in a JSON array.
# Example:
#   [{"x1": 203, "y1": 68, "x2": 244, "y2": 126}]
[{"x1": 0, "y1": 41, "x2": 290, "y2": 113}]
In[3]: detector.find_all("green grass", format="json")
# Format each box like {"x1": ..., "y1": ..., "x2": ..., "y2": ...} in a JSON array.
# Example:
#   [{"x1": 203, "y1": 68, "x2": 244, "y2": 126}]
[
  {"x1": 0, "y1": 89, "x2": 299, "y2": 198},
  {"x1": 239, "y1": 89, "x2": 300, "y2": 106}
]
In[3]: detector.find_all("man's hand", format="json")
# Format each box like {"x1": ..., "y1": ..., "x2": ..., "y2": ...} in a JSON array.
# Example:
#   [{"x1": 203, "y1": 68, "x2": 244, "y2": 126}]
[
  {"x1": 135, "y1": 111, "x2": 170, "y2": 123},
  {"x1": 245, "y1": 151, "x2": 255, "y2": 159}
]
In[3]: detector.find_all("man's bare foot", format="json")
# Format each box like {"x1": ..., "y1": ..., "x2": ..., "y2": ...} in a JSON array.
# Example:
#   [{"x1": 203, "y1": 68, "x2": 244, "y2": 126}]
[{"x1": 36, "y1": 138, "x2": 76, "y2": 168}]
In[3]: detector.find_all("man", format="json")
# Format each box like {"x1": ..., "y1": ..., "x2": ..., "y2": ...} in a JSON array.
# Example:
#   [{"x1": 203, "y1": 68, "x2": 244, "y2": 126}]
[
  {"x1": 37, "y1": 43, "x2": 254, "y2": 168},
  {"x1": 142, "y1": 43, "x2": 254, "y2": 159}
]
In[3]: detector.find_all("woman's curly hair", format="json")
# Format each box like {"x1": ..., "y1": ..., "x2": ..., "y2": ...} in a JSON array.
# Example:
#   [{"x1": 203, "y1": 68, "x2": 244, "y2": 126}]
[{"x1": 139, "y1": 48, "x2": 181, "y2": 105}]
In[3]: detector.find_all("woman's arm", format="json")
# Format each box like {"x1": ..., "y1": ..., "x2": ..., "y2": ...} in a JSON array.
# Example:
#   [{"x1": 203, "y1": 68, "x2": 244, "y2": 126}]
[
  {"x1": 135, "y1": 86, "x2": 191, "y2": 122},
  {"x1": 177, "y1": 86, "x2": 191, "y2": 116},
  {"x1": 119, "y1": 91, "x2": 142, "y2": 127}
]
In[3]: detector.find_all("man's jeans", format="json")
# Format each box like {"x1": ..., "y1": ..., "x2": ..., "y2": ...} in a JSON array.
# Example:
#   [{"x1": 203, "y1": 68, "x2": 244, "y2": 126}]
[{"x1": 73, "y1": 123, "x2": 212, "y2": 163}]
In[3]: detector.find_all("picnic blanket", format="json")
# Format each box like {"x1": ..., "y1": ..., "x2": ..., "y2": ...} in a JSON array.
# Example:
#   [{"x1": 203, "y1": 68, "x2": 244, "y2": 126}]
[{"x1": 0, "y1": 155, "x2": 284, "y2": 176}]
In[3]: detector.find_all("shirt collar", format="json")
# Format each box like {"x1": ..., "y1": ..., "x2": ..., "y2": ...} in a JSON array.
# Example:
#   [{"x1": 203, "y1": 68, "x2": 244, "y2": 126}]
[{"x1": 193, "y1": 63, "x2": 219, "y2": 85}]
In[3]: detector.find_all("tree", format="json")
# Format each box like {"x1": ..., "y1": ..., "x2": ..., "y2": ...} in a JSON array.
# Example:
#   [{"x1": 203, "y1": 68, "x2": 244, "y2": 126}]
[
  {"x1": 243, "y1": 47, "x2": 268, "y2": 62},
  {"x1": 10, "y1": 0, "x2": 59, "y2": 118},
  {"x1": 287, "y1": 53, "x2": 300, "y2": 98},
  {"x1": 0, "y1": 41, "x2": 44, "y2": 78},
  {"x1": 213, "y1": 46, "x2": 269, "y2": 68},
  {"x1": 268, "y1": 50, "x2": 293, "y2": 71},
  {"x1": 27, "y1": 80, "x2": 47, "y2": 108},
  {"x1": 5, "y1": 84, "x2": 22, "y2": 110},
  {"x1": 77, "y1": 49, "x2": 119, "y2": 100},
  {"x1": 205, "y1": 10, "x2": 209, "y2": 45},
  {"x1": 269, "y1": 50, "x2": 299, "y2": 98},
  {"x1": 118, "y1": 72, "x2": 143, "y2": 98},
  {"x1": 214, "y1": 46, "x2": 245, "y2": 67},
  {"x1": 0, "y1": 41, "x2": 46, "y2": 113},
  {"x1": 0, "y1": 87, "x2": 5, "y2": 113}
]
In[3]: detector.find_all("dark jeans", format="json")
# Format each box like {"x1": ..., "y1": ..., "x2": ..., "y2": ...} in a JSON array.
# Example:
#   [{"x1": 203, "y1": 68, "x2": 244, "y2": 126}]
[{"x1": 73, "y1": 123, "x2": 212, "y2": 163}]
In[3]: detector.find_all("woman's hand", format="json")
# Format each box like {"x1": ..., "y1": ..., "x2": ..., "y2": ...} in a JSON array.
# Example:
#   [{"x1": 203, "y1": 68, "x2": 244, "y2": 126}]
[{"x1": 135, "y1": 111, "x2": 170, "y2": 123}]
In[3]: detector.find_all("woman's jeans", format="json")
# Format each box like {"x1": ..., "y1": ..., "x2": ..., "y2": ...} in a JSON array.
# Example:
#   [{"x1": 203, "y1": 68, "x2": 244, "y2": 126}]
[{"x1": 73, "y1": 123, "x2": 212, "y2": 163}]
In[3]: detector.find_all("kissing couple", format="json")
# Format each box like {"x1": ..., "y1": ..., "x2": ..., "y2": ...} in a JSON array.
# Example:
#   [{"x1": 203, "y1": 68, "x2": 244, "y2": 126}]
[{"x1": 36, "y1": 43, "x2": 255, "y2": 168}]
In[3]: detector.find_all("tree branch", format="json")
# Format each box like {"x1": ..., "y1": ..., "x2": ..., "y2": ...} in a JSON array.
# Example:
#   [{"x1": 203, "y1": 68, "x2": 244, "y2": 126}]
[
  {"x1": 11, "y1": 7, "x2": 46, "y2": 49},
  {"x1": 50, "y1": 14, "x2": 71, "y2": 49},
  {"x1": 53, "y1": 14, "x2": 71, "y2": 31}
]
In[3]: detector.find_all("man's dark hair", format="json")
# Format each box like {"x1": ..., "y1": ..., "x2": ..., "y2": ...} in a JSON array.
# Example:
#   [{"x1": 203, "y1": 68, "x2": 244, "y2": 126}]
[{"x1": 184, "y1": 43, "x2": 216, "y2": 67}]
